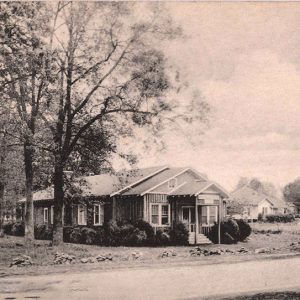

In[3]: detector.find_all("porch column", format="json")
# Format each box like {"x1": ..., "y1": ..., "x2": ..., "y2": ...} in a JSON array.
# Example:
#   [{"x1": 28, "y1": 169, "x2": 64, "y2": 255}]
[
  {"x1": 195, "y1": 197, "x2": 198, "y2": 244},
  {"x1": 112, "y1": 196, "x2": 117, "y2": 221},
  {"x1": 218, "y1": 200, "x2": 221, "y2": 244}
]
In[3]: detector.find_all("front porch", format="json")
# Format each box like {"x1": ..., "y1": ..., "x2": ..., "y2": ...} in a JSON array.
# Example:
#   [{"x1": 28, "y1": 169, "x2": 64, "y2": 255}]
[{"x1": 169, "y1": 194, "x2": 224, "y2": 244}]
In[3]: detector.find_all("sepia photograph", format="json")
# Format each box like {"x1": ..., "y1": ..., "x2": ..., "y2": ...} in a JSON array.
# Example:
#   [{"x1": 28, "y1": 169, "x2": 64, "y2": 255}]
[{"x1": 1, "y1": 1, "x2": 300, "y2": 299}]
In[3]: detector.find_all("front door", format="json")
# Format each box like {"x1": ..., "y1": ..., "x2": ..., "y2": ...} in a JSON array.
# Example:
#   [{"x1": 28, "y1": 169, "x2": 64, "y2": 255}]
[{"x1": 182, "y1": 207, "x2": 195, "y2": 232}]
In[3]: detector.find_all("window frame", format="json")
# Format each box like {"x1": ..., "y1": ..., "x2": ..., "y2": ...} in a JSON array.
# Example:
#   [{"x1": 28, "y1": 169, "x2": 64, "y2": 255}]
[
  {"x1": 201, "y1": 205, "x2": 218, "y2": 226},
  {"x1": 43, "y1": 207, "x2": 49, "y2": 223},
  {"x1": 150, "y1": 203, "x2": 170, "y2": 227},
  {"x1": 93, "y1": 204, "x2": 104, "y2": 226},
  {"x1": 77, "y1": 204, "x2": 87, "y2": 226}
]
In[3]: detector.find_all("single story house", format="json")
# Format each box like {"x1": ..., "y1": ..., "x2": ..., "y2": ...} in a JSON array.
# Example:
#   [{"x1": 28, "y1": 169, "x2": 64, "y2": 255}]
[
  {"x1": 19, "y1": 166, "x2": 230, "y2": 244},
  {"x1": 230, "y1": 185, "x2": 289, "y2": 220}
]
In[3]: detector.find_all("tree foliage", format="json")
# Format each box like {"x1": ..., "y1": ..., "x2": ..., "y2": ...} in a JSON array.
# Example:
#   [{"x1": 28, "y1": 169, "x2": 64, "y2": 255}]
[
  {"x1": 283, "y1": 178, "x2": 300, "y2": 204},
  {"x1": 235, "y1": 177, "x2": 278, "y2": 198},
  {"x1": 0, "y1": 2, "x2": 211, "y2": 244}
]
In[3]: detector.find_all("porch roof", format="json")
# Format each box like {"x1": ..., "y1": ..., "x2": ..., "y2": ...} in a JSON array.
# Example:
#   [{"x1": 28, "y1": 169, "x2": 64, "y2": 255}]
[{"x1": 169, "y1": 181, "x2": 230, "y2": 198}]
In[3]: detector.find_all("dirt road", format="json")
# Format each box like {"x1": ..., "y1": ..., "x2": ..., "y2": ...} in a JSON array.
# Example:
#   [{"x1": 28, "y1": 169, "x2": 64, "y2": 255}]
[{"x1": 1, "y1": 256, "x2": 300, "y2": 299}]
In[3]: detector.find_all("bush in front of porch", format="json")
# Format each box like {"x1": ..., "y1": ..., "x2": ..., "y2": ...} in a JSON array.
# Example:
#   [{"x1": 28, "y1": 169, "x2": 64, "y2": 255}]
[{"x1": 209, "y1": 219, "x2": 252, "y2": 244}]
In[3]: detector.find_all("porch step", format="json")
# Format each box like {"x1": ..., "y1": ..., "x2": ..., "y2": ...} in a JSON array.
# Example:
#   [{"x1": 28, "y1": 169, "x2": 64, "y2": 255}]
[
  {"x1": 196, "y1": 234, "x2": 212, "y2": 245},
  {"x1": 188, "y1": 233, "x2": 212, "y2": 245}
]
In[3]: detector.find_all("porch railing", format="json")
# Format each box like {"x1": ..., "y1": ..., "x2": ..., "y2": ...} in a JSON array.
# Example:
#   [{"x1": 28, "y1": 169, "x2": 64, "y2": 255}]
[
  {"x1": 190, "y1": 224, "x2": 196, "y2": 233},
  {"x1": 201, "y1": 225, "x2": 212, "y2": 237}
]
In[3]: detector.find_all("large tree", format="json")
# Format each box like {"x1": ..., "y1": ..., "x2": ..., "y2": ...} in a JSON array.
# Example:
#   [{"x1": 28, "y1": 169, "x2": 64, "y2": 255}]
[
  {"x1": 0, "y1": 2, "x2": 55, "y2": 242},
  {"x1": 283, "y1": 178, "x2": 300, "y2": 204},
  {"x1": 1, "y1": 2, "x2": 210, "y2": 245},
  {"x1": 234, "y1": 177, "x2": 278, "y2": 198},
  {"x1": 39, "y1": 2, "x2": 210, "y2": 245},
  {"x1": 0, "y1": 98, "x2": 24, "y2": 235}
]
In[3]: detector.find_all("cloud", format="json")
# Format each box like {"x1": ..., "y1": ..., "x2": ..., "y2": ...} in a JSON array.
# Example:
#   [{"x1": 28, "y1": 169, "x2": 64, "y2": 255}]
[{"x1": 118, "y1": 3, "x2": 300, "y2": 191}]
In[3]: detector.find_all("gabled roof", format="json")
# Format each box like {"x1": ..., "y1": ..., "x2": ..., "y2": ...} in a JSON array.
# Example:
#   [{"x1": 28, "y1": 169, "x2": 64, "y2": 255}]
[
  {"x1": 231, "y1": 185, "x2": 287, "y2": 208},
  {"x1": 169, "y1": 181, "x2": 209, "y2": 196},
  {"x1": 111, "y1": 165, "x2": 168, "y2": 196},
  {"x1": 19, "y1": 173, "x2": 120, "y2": 202},
  {"x1": 19, "y1": 166, "x2": 169, "y2": 202},
  {"x1": 19, "y1": 165, "x2": 228, "y2": 202},
  {"x1": 122, "y1": 167, "x2": 188, "y2": 196}
]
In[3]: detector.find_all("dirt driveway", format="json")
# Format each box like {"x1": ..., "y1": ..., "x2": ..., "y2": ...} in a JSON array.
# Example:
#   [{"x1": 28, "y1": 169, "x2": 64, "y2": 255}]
[{"x1": 1, "y1": 256, "x2": 300, "y2": 299}]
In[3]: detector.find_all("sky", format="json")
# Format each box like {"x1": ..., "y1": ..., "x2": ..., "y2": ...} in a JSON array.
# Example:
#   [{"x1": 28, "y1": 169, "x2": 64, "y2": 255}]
[{"x1": 118, "y1": 2, "x2": 300, "y2": 192}]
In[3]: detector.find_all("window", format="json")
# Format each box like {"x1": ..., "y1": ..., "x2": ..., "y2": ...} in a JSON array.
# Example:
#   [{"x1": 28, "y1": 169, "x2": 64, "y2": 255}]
[
  {"x1": 168, "y1": 178, "x2": 177, "y2": 189},
  {"x1": 209, "y1": 206, "x2": 217, "y2": 224},
  {"x1": 201, "y1": 206, "x2": 218, "y2": 225},
  {"x1": 43, "y1": 208, "x2": 48, "y2": 223},
  {"x1": 50, "y1": 206, "x2": 54, "y2": 225},
  {"x1": 161, "y1": 205, "x2": 169, "y2": 225},
  {"x1": 151, "y1": 204, "x2": 170, "y2": 226},
  {"x1": 262, "y1": 207, "x2": 268, "y2": 215},
  {"x1": 78, "y1": 204, "x2": 87, "y2": 225},
  {"x1": 94, "y1": 204, "x2": 104, "y2": 226},
  {"x1": 151, "y1": 204, "x2": 159, "y2": 225},
  {"x1": 201, "y1": 206, "x2": 208, "y2": 225}
]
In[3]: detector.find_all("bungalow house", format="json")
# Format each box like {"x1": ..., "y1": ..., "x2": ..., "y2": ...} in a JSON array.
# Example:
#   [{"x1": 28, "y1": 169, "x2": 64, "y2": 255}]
[
  {"x1": 19, "y1": 166, "x2": 230, "y2": 244},
  {"x1": 230, "y1": 185, "x2": 288, "y2": 221}
]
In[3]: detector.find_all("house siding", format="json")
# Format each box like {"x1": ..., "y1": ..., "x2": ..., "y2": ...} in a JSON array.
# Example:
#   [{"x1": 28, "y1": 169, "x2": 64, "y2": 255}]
[
  {"x1": 115, "y1": 196, "x2": 144, "y2": 221},
  {"x1": 143, "y1": 194, "x2": 168, "y2": 223},
  {"x1": 150, "y1": 170, "x2": 200, "y2": 194}
]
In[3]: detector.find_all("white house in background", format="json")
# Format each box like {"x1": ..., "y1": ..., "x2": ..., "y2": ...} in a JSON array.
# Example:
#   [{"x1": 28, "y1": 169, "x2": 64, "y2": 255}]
[{"x1": 230, "y1": 185, "x2": 288, "y2": 220}]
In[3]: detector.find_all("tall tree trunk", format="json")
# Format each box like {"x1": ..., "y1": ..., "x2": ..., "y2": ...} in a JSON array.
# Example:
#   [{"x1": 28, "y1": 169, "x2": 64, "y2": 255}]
[
  {"x1": 24, "y1": 140, "x2": 34, "y2": 244},
  {"x1": 0, "y1": 182, "x2": 5, "y2": 237},
  {"x1": 52, "y1": 161, "x2": 64, "y2": 246}
]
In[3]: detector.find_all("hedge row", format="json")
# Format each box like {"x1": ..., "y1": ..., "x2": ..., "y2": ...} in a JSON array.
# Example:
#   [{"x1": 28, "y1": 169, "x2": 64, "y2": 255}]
[
  {"x1": 209, "y1": 218, "x2": 252, "y2": 244},
  {"x1": 265, "y1": 214, "x2": 295, "y2": 223},
  {"x1": 63, "y1": 220, "x2": 189, "y2": 246},
  {"x1": 3, "y1": 220, "x2": 189, "y2": 247},
  {"x1": 3, "y1": 222, "x2": 24, "y2": 236}
]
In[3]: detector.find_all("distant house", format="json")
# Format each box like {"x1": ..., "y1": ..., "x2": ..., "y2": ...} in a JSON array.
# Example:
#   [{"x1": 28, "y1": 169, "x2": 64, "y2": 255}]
[
  {"x1": 230, "y1": 185, "x2": 288, "y2": 220},
  {"x1": 18, "y1": 166, "x2": 230, "y2": 244}
]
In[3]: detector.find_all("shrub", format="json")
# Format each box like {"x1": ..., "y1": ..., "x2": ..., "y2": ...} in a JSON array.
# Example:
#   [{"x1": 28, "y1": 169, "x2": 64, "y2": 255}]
[
  {"x1": 81, "y1": 227, "x2": 97, "y2": 245},
  {"x1": 94, "y1": 226, "x2": 106, "y2": 245},
  {"x1": 63, "y1": 226, "x2": 73, "y2": 243},
  {"x1": 3, "y1": 222, "x2": 13, "y2": 235},
  {"x1": 11, "y1": 222, "x2": 24, "y2": 236},
  {"x1": 265, "y1": 214, "x2": 295, "y2": 223},
  {"x1": 236, "y1": 219, "x2": 252, "y2": 241},
  {"x1": 209, "y1": 218, "x2": 251, "y2": 244},
  {"x1": 104, "y1": 220, "x2": 137, "y2": 246},
  {"x1": 258, "y1": 213, "x2": 263, "y2": 222},
  {"x1": 169, "y1": 222, "x2": 189, "y2": 246},
  {"x1": 155, "y1": 229, "x2": 170, "y2": 246},
  {"x1": 131, "y1": 219, "x2": 155, "y2": 244},
  {"x1": 34, "y1": 224, "x2": 52, "y2": 240},
  {"x1": 69, "y1": 227, "x2": 82, "y2": 244},
  {"x1": 125, "y1": 228, "x2": 147, "y2": 246}
]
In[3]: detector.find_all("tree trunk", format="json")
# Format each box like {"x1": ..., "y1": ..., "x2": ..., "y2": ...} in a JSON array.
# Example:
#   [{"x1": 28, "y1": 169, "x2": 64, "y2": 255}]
[
  {"x1": 24, "y1": 141, "x2": 35, "y2": 244},
  {"x1": 0, "y1": 182, "x2": 5, "y2": 237},
  {"x1": 52, "y1": 162, "x2": 64, "y2": 246}
]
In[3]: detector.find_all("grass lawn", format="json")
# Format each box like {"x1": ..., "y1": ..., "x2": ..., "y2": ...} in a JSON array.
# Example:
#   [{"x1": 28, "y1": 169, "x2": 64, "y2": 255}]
[{"x1": 1, "y1": 221, "x2": 300, "y2": 277}]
